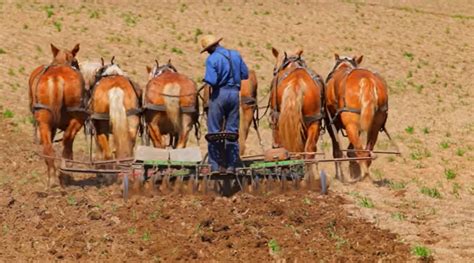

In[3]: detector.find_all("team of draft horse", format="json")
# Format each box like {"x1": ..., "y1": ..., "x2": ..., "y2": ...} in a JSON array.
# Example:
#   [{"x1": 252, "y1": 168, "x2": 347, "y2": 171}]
[{"x1": 29, "y1": 43, "x2": 389, "y2": 187}]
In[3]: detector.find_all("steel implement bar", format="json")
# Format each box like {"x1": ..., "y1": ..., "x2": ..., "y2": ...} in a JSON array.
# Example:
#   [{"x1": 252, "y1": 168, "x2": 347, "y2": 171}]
[
  {"x1": 288, "y1": 151, "x2": 325, "y2": 156},
  {"x1": 59, "y1": 167, "x2": 130, "y2": 174},
  {"x1": 341, "y1": 149, "x2": 401, "y2": 155},
  {"x1": 304, "y1": 156, "x2": 375, "y2": 163}
]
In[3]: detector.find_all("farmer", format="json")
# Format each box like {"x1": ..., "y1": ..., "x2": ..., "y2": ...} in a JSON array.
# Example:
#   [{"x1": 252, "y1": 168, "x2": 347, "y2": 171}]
[{"x1": 200, "y1": 35, "x2": 249, "y2": 175}]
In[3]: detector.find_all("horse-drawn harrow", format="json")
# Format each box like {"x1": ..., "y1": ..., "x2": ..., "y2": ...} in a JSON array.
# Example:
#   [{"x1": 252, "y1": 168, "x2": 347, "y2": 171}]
[{"x1": 57, "y1": 132, "x2": 400, "y2": 200}]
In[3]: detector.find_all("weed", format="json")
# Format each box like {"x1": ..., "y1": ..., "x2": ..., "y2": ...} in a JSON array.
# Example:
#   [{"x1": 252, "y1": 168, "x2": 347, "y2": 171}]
[
  {"x1": 67, "y1": 196, "x2": 77, "y2": 206},
  {"x1": 326, "y1": 221, "x2": 348, "y2": 250},
  {"x1": 358, "y1": 196, "x2": 374, "y2": 208},
  {"x1": 420, "y1": 186, "x2": 441, "y2": 199},
  {"x1": 90, "y1": 10, "x2": 100, "y2": 19},
  {"x1": 3, "y1": 109, "x2": 14, "y2": 118},
  {"x1": 391, "y1": 212, "x2": 406, "y2": 221},
  {"x1": 410, "y1": 148, "x2": 431, "y2": 160},
  {"x1": 403, "y1": 51, "x2": 414, "y2": 61},
  {"x1": 18, "y1": 66, "x2": 25, "y2": 74},
  {"x1": 53, "y1": 21, "x2": 62, "y2": 32},
  {"x1": 452, "y1": 183, "x2": 461, "y2": 198},
  {"x1": 444, "y1": 169, "x2": 456, "y2": 180},
  {"x1": 194, "y1": 28, "x2": 203, "y2": 43},
  {"x1": 455, "y1": 148, "x2": 466, "y2": 157},
  {"x1": 405, "y1": 126, "x2": 414, "y2": 134},
  {"x1": 149, "y1": 209, "x2": 160, "y2": 220},
  {"x1": 411, "y1": 245, "x2": 431, "y2": 259},
  {"x1": 373, "y1": 169, "x2": 384, "y2": 179},
  {"x1": 2, "y1": 224, "x2": 8, "y2": 236},
  {"x1": 180, "y1": 3, "x2": 187, "y2": 13},
  {"x1": 389, "y1": 180, "x2": 406, "y2": 190},
  {"x1": 451, "y1": 14, "x2": 474, "y2": 20},
  {"x1": 0, "y1": 48, "x2": 5, "y2": 54},
  {"x1": 128, "y1": 227, "x2": 136, "y2": 235},
  {"x1": 406, "y1": 70, "x2": 413, "y2": 78},
  {"x1": 422, "y1": 127, "x2": 430, "y2": 134},
  {"x1": 414, "y1": 83, "x2": 424, "y2": 93},
  {"x1": 268, "y1": 239, "x2": 281, "y2": 254},
  {"x1": 122, "y1": 12, "x2": 137, "y2": 27},
  {"x1": 303, "y1": 197, "x2": 312, "y2": 205},
  {"x1": 171, "y1": 47, "x2": 183, "y2": 55},
  {"x1": 142, "y1": 230, "x2": 151, "y2": 241},
  {"x1": 440, "y1": 141, "x2": 450, "y2": 149},
  {"x1": 8, "y1": 69, "x2": 15, "y2": 76},
  {"x1": 44, "y1": 5, "x2": 54, "y2": 18}
]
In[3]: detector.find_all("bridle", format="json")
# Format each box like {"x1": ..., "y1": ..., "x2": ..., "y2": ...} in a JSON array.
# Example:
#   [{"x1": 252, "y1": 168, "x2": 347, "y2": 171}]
[
  {"x1": 326, "y1": 57, "x2": 357, "y2": 83},
  {"x1": 150, "y1": 60, "x2": 178, "y2": 78},
  {"x1": 273, "y1": 54, "x2": 307, "y2": 77}
]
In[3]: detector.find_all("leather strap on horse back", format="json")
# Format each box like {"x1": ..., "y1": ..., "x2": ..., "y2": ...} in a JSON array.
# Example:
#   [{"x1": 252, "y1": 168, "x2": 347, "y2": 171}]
[
  {"x1": 303, "y1": 113, "x2": 324, "y2": 126},
  {"x1": 66, "y1": 106, "x2": 88, "y2": 114},
  {"x1": 241, "y1": 96, "x2": 256, "y2": 107},
  {"x1": 32, "y1": 103, "x2": 52, "y2": 113},
  {"x1": 91, "y1": 108, "x2": 141, "y2": 121},
  {"x1": 143, "y1": 103, "x2": 197, "y2": 113}
]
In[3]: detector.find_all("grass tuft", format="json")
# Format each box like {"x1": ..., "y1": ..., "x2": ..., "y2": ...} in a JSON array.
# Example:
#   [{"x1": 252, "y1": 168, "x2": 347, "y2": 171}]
[
  {"x1": 411, "y1": 245, "x2": 431, "y2": 259},
  {"x1": 421, "y1": 186, "x2": 441, "y2": 199},
  {"x1": 444, "y1": 169, "x2": 456, "y2": 180}
]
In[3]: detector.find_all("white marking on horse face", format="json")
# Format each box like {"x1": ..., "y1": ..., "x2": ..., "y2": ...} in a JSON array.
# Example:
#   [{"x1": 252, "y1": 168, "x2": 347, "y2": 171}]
[{"x1": 102, "y1": 64, "x2": 125, "y2": 76}]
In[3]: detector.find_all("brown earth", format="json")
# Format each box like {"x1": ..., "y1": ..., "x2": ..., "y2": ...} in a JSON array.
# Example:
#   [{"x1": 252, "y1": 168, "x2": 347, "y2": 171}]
[{"x1": 1, "y1": 0, "x2": 474, "y2": 262}]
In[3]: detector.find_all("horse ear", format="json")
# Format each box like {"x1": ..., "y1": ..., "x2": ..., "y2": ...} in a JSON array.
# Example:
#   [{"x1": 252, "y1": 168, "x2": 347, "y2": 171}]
[
  {"x1": 101, "y1": 57, "x2": 105, "y2": 66},
  {"x1": 334, "y1": 53, "x2": 340, "y2": 61},
  {"x1": 295, "y1": 48, "x2": 303, "y2": 57},
  {"x1": 111, "y1": 56, "x2": 115, "y2": 64},
  {"x1": 146, "y1": 66, "x2": 152, "y2": 74},
  {"x1": 155, "y1": 59, "x2": 159, "y2": 67},
  {"x1": 284, "y1": 51, "x2": 288, "y2": 60},
  {"x1": 51, "y1": 43, "x2": 60, "y2": 57},
  {"x1": 168, "y1": 59, "x2": 171, "y2": 65},
  {"x1": 356, "y1": 55, "x2": 363, "y2": 65},
  {"x1": 71, "y1": 43, "x2": 80, "y2": 57},
  {"x1": 271, "y1": 47, "x2": 279, "y2": 58}
]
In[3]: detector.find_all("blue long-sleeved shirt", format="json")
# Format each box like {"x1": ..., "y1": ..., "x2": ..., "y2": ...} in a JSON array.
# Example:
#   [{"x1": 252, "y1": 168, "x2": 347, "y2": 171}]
[{"x1": 203, "y1": 46, "x2": 249, "y2": 89}]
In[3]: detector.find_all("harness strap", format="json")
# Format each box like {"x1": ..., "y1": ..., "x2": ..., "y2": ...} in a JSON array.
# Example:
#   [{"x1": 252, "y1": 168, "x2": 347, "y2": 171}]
[
  {"x1": 143, "y1": 103, "x2": 197, "y2": 113},
  {"x1": 32, "y1": 103, "x2": 52, "y2": 113},
  {"x1": 303, "y1": 113, "x2": 324, "y2": 126},
  {"x1": 241, "y1": 96, "x2": 256, "y2": 106},
  {"x1": 91, "y1": 108, "x2": 142, "y2": 121}
]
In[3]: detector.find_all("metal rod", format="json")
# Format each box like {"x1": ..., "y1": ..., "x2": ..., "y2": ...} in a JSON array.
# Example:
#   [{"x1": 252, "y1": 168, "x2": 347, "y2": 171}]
[
  {"x1": 341, "y1": 149, "x2": 401, "y2": 155},
  {"x1": 59, "y1": 167, "x2": 128, "y2": 174},
  {"x1": 289, "y1": 151, "x2": 325, "y2": 156}
]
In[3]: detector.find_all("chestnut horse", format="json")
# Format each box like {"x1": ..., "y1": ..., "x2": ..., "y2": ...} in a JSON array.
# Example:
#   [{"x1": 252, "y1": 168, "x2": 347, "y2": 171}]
[
  {"x1": 325, "y1": 54, "x2": 389, "y2": 181},
  {"x1": 201, "y1": 70, "x2": 259, "y2": 155},
  {"x1": 89, "y1": 58, "x2": 141, "y2": 160},
  {"x1": 144, "y1": 60, "x2": 199, "y2": 148},
  {"x1": 28, "y1": 43, "x2": 87, "y2": 187},
  {"x1": 269, "y1": 48, "x2": 325, "y2": 157}
]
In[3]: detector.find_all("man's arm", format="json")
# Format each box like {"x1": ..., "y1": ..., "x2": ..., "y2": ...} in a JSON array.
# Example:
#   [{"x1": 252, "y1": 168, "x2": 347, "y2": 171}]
[
  {"x1": 203, "y1": 57, "x2": 218, "y2": 87},
  {"x1": 239, "y1": 55, "x2": 249, "y2": 80}
]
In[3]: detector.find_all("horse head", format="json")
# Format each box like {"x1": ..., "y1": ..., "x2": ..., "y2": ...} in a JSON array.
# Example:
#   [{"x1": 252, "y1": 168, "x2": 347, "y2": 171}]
[
  {"x1": 146, "y1": 59, "x2": 178, "y2": 80},
  {"x1": 50, "y1": 43, "x2": 80, "y2": 69},
  {"x1": 96, "y1": 56, "x2": 126, "y2": 79},
  {"x1": 271, "y1": 47, "x2": 307, "y2": 76},
  {"x1": 326, "y1": 54, "x2": 363, "y2": 82}
]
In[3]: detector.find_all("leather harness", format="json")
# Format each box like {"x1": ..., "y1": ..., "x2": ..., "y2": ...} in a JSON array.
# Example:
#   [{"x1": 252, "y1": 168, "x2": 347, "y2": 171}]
[
  {"x1": 270, "y1": 56, "x2": 325, "y2": 127},
  {"x1": 326, "y1": 62, "x2": 389, "y2": 125}
]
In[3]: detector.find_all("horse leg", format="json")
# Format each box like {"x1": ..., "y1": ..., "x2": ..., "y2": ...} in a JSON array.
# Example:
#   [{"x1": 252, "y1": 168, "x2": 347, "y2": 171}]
[
  {"x1": 239, "y1": 106, "x2": 253, "y2": 155},
  {"x1": 38, "y1": 121, "x2": 55, "y2": 188},
  {"x1": 62, "y1": 117, "x2": 83, "y2": 160},
  {"x1": 94, "y1": 121, "x2": 112, "y2": 160},
  {"x1": 127, "y1": 115, "x2": 140, "y2": 148},
  {"x1": 325, "y1": 117, "x2": 344, "y2": 182},
  {"x1": 148, "y1": 114, "x2": 165, "y2": 148},
  {"x1": 176, "y1": 113, "x2": 193, "y2": 148},
  {"x1": 366, "y1": 111, "x2": 388, "y2": 166},
  {"x1": 304, "y1": 121, "x2": 320, "y2": 159},
  {"x1": 345, "y1": 122, "x2": 370, "y2": 180}
]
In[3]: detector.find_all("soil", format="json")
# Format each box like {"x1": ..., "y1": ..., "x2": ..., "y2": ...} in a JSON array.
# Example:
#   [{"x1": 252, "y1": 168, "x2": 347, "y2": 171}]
[{"x1": 1, "y1": 0, "x2": 473, "y2": 262}]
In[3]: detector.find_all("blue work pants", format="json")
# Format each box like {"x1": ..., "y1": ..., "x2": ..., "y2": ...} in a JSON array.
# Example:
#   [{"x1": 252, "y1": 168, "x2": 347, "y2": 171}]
[{"x1": 207, "y1": 87, "x2": 240, "y2": 171}]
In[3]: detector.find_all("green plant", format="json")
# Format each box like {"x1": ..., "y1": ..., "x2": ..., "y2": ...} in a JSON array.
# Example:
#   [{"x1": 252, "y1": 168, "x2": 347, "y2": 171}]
[
  {"x1": 410, "y1": 148, "x2": 431, "y2": 160},
  {"x1": 3, "y1": 109, "x2": 14, "y2": 118},
  {"x1": 122, "y1": 12, "x2": 137, "y2": 27},
  {"x1": 406, "y1": 70, "x2": 413, "y2": 78},
  {"x1": 405, "y1": 126, "x2": 414, "y2": 134},
  {"x1": 142, "y1": 230, "x2": 151, "y2": 241},
  {"x1": 421, "y1": 186, "x2": 441, "y2": 199},
  {"x1": 358, "y1": 197, "x2": 374, "y2": 208},
  {"x1": 411, "y1": 245, "x2": 431, "y2": 259},
  {"x1": 0, "y1": 48, "x2": 5, "y2": 54},
  {"x1": 391, "y1": 212, "x2": 406, "y2": 221},
  {"x1": 194, "y1": 28, "x2": 203, "y2": 43},
  {"x1": 67, "y1": 196, "x2": 77, "y2": 206},
  {"x1": 403, "y1": 51, "x2": 414, "y2": 61},
  {"x1": 452, "y1": 183, "x2": 461, "y2": 198},
  {"x1": 440, "y1": 141, "x2": 450, "y2": 149},
  {"x1": 53, "y1": 21, "x2": 62, "y2": 32},
  {"x1": 128, "y1": 227, "x2": 136, "y2": 235},
  {"x1": 455, "y1": 148, "x2": 466, "y2": 156},
  {"x1": 444, "y1": 169, "x2": 456, "y2": 180},
  {"x1": 8, "y1": 68, "x2": 15, "y2": 76},
  {"x1": 303, "y1": 197, "x2": 312, "y2": 205},
  {"x1": 2, "y1": 224, "x2": 8, "y2": 236},
  {"x1": 44, "y1": 5, "x2": 54, "y2": 18},
  {"x1": 268, "y1": 239, "x2": 281, "y2": 254},
  {"x1": 171, "y1": 47, "x2": 183, "y2": 55},
  {"x1": 422, "y1": 127, "x2": 430, "y2": 134}
]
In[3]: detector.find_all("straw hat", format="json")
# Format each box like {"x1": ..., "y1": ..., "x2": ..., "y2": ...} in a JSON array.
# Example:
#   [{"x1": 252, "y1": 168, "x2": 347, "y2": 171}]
[{"x1": 200, "y1": 35, "x2": 223, "y2": 53}]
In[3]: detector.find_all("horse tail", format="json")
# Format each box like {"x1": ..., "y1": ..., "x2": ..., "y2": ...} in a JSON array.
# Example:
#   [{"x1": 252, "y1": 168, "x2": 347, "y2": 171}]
[
  {"x1": 49, "y1": 76, "x2": 64, "y2": 124},
  {"x1": 279, "y1": 80, "x2": 306, "y2": 152},
  {"x1": 108, "y1": 87, "x2": 132, "y2": 158},
  {"x1": 163, "y1": 82, "x2": 181, "y2": 131},
  {"x1": 359, "y1": 78, "x2": 377, "y2": 132}
]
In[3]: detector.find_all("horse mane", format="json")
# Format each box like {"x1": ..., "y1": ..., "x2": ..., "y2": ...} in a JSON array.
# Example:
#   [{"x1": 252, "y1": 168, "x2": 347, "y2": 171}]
[
  {"x1": 326, "y1": 57, "x2": 357, "y2": 83},
  {"x1": 101, "y1": 64, "x2": 126, "y2": 77}
]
